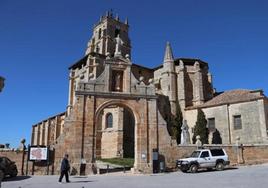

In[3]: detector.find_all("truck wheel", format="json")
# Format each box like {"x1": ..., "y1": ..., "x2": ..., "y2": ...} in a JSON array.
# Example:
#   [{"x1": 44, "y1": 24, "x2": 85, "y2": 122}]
[
  {"x1": 181, "y1": 169, "x2": 187, "y2": 173},
  {"x1": 216, "y1": 162, "x2": 224, "y2": 171},
  {"x1": 190, "y1": 164, "x2": 198, "y2": 173}
]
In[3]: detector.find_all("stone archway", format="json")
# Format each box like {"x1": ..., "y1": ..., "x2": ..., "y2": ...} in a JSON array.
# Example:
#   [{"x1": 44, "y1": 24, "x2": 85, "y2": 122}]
[
  {"x1": 94, "y1": 100, "x2": 140, "y2": 169},
  {"x1": 55, "y1": 95, "x2": 159, "y2": 174}
]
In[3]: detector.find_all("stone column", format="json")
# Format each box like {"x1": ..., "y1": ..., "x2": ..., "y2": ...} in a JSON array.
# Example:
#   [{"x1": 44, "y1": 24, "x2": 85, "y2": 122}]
[
  {"x1": 104, "y1": 62, "x2": 111, "y2": 92},
  {"x1": 37, "y1": 125, "x2": 40, "y2": 145},
  {"x1": 67, "y1": 71, "x2": 75, "y2": 116},
  {"x1": 117, "y1": 107, "x2": 124, "y2": 157},
  {"x1": 177, "y1": 60, "x2": 186, "y2": 110},
  {"x1": 31, "y1": 126, "x2": 38, "y2": 145},
  {"x1": 39, "y1": 123, "x2": 45, "y2": 145},
  {"x1": 194, "y1": 61, "x2": 204, "y2": 105},
  {"x1": 124, "y1": 62, "x2": 131, "y2": 93},
  {"x1": 54, "y1": 116, "x2": 59, "y2": 141},
  {"x1": 45, "y1": 120, "x2": 50, "y2": 146}
]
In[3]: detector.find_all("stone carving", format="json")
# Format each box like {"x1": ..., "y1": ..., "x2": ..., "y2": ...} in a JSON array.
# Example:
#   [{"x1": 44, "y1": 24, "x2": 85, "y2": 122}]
[
  {"x1": 114, "y1": 34, "x2": 124, "y2": 56},
  {"x1": 180, "y1": 120, "x2": 190, "y2": 145}
]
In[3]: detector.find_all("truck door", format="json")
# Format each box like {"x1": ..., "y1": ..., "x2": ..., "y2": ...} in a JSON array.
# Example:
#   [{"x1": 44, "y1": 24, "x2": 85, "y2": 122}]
[{"x1": 199, "y1": 151, "x2": 213, "y2": 168}]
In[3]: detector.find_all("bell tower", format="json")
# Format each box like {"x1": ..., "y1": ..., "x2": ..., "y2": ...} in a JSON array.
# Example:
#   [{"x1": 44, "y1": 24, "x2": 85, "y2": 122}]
[{"x1": 85, "y1": 11, "x2": 131, "y2": 58}]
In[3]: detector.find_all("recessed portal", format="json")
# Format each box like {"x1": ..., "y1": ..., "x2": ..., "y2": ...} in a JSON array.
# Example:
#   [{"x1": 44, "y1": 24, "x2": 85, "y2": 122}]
[{"x1": 96, "y1": 104, "x2": 135, "y2": 161}]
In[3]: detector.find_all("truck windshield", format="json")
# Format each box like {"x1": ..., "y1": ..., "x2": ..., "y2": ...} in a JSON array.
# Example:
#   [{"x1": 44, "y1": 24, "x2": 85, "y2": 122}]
[{"x1": 190, "y1": 151, "x2": 201, "y2": 158}]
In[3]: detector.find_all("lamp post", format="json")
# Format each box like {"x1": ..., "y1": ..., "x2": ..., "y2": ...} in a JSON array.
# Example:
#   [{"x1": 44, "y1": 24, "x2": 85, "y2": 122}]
[
  {"x1": 20, "y1": 138, "x2": 26, "y2": 175},
  {"x1": 0, "y1": 76, "x2": 5, "y2": 92}
]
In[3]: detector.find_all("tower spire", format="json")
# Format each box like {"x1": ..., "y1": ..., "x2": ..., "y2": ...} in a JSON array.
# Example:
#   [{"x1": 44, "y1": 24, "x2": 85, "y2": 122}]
[
  {"x1": 125, "y1": 17, "x2": 129, "y2": 25},
  {"x1": 164, "y1": 41, "x2": 174, "y2": 62}
]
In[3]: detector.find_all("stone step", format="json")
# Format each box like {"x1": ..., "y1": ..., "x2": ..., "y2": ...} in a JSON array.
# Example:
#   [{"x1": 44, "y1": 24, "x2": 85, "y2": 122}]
[{"x1": 95, "y1": 160, "x2": 131, "y2": 174}]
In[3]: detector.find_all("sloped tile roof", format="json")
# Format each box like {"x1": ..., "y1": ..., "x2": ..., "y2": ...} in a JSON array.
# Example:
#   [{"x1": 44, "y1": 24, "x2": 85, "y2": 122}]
[{"x1": 187, "y1": 89, "x2": 265, "y2": 109}]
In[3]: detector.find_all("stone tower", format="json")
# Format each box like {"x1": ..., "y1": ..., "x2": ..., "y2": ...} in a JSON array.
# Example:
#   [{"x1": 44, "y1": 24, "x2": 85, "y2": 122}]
[
  {"x1": 161, "y1": 42, "x2": 177, "y2": 114},
  {"x1": 85, "y1": 11, "x2": 131, "y2": 58}
]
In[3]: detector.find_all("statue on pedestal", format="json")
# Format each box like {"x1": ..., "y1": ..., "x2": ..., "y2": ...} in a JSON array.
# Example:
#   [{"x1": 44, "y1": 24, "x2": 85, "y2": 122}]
[
  {"x1": 114, "y1": 34, "x2": 124, "y2": 57},
  {"x1": 115, "y1": 73, "x2": 122, "y2": 91},
  {"x1": 180, "y1": 120, "x2": 190, "y2": 145}
]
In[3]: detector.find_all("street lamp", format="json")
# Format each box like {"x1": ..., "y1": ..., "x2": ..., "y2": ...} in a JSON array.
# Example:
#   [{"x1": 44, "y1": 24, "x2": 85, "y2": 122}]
[{"x1": 0, "y1": 76, "x2": 5, "y2": 92}]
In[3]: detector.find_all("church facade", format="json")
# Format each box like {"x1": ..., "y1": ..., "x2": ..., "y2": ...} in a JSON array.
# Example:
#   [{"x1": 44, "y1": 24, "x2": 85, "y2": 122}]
[{"x1": 31, "y1": 12, "x2": 268, "y2": 174}]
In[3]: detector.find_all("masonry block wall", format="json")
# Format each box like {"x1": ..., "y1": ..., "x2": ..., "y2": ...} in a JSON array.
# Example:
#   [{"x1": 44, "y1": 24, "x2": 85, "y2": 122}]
[
  {"x1": 159, "y1": 144, "x2": 268, "y2": 170},
  {"x1": 0, "y1": 150, "x2": 27, "y2": 176}
]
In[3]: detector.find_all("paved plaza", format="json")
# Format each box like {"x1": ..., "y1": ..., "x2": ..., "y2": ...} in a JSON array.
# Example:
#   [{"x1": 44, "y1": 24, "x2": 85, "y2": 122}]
[{"x1": 1, "y1": 164, "x2": 268, "y2": 188}]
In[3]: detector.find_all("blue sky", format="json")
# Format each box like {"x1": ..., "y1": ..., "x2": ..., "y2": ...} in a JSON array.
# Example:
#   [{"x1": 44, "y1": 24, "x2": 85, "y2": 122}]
[{"x1": 0, "y1": 0, "x2": 268, "y2": 147}]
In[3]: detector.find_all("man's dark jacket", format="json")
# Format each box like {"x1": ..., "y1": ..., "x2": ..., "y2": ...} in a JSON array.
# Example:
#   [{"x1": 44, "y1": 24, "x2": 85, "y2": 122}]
[{"x1": 60, "y1": 158, "x2": 70, "y2": 172}]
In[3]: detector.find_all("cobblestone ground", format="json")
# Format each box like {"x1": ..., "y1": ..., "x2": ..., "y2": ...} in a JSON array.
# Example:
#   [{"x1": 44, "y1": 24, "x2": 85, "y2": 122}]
[{"x1": 1, "y1": 164, "x2": 268, "y2": 188}]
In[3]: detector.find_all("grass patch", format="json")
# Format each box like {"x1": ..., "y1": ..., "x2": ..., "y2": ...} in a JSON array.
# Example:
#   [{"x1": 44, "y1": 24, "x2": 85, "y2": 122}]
[{"x1": 98, "y1": 158, "x2": 134, "y2": 167}]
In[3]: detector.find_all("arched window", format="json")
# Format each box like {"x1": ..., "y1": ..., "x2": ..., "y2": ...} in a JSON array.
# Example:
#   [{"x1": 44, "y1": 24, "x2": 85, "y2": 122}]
[
  {"x1": 115, "y1": 28, "x2": 120, "y2": 37},
  {"x1": 98, "y1": 28, "x2": 102, "y2": 39},
  {"x1": 106, "y1": 113, "x2": 113, "y2": 128}
]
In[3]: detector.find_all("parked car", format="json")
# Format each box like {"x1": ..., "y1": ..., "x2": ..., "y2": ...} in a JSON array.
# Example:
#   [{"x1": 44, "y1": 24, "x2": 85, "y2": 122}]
[
  {"x1": 0, "y1": 157, "x2": 18, "y2": 180},
  {"x1": 176, "y1": 148, "x2": 230, "y2": 173}
]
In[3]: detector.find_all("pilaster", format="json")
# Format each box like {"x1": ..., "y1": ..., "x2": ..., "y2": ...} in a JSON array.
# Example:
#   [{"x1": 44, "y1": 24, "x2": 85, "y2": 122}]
[
  {"x1": 194, "y1": 61, "x2": 204, "y2": 105},
  {"x1": 177, "y1": 60, "x2": 186, "y2": 110}
]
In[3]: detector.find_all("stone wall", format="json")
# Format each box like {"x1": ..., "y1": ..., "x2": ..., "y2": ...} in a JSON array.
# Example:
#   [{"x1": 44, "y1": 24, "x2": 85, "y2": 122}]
[
  {"x1": 32, "y1": 112, "x2": 65, "y2": 146},
  {"x1": 159, "y1": 144, "x2": 268, "y2": 170},
  {"x1": 2, "y1": 143, "x2": 268, "y2": 175},
  {"x1": 0, "y1": 150, "x2": 27, "y2": 175},
  {"x1": 185, "y1": 99, "x2": 268, "y2": 144},
  {"x1": 0, "y1": 149, "x2": 58, "y2": 176}
]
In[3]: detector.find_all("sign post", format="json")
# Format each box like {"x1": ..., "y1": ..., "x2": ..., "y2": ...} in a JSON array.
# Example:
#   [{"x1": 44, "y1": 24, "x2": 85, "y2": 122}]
[{"x1": 28, "y1": 145, "x2": 49, "y2": 175}]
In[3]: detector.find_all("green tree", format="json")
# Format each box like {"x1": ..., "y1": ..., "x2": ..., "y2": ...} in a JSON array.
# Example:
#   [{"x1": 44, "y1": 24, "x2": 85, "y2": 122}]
[
  {"x1": 173, "y1": 103, "x2": 183, "y2": 144},
  {"x1": 192, "y1": 109, "x2": 208, "y2": 144},
  {"x1": 212, "y1": 129, "x2": 222, "y2": 144}
]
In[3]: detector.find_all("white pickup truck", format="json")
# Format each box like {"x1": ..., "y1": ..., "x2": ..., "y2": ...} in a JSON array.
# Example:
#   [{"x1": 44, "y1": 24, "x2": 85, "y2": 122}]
[{"x1": 176, "y1": 148, "x2": 230, "y2": 173}]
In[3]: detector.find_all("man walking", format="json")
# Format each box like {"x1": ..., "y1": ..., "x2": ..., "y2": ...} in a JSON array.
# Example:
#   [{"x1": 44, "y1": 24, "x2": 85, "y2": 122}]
[{"x1": 59, "y1": 154, "x2": 70, "y2": 183}]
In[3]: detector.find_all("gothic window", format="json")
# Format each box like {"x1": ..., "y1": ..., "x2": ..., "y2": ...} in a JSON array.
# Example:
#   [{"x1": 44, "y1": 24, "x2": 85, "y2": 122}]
[
  {"x1": 98, "y1": 28, "x2": 102, "y2": 39},
  {"x1": 233, "y1": 115, "x2": 242, "y2": 130},
  {"x1": 115, "y1": 28, "x2": 120, "y2": 37},
  {"x1": 96, "y1": 45, "x2": 100, "y2": 53},
  {"x1": 207, "y1": 118, "x2": 215, "y2": 132},
  {"x1": 103, "y1": 29, "x2": 106, "y2": 36},
  {"x1": 106, "y1": 113, "x2": 113, "y2": 128}
]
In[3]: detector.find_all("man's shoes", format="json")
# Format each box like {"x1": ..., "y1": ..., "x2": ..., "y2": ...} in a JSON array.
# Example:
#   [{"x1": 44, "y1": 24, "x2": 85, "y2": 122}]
[{"x1": 66, "y1": 181, "x2": 71, "y2": 183}]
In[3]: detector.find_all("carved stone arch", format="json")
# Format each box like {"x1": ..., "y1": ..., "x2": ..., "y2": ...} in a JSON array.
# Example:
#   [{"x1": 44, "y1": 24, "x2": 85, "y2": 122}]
[
  {"x1": 94, "y1": 99, "x2": 141, "y2": 167},
  {"x1": 95, "y1": 99, "x2": 141, "y2": 126}
]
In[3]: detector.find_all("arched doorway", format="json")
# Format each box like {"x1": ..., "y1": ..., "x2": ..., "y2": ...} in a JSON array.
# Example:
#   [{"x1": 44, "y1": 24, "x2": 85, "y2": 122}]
[{"x1": 95, "y1": 103, "x2": 136, "y2": 164}]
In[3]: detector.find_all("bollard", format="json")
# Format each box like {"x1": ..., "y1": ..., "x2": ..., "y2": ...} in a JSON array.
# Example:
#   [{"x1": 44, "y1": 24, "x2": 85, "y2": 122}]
[{"x1": 123, "y1": 165, "x2": 125, "y2": 173}]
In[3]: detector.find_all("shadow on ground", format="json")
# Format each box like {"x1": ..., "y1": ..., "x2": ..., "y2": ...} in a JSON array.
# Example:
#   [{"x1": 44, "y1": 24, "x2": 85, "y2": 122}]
[
  {"x1": 3, "y1": 175, "x2": 31, "y2": 182},
  {"x1": 70, "y1": 180, "x2": 95, "y2": 183},
  {"x1": 194, "y1": 167, "x2": 239, "y2": 174}
]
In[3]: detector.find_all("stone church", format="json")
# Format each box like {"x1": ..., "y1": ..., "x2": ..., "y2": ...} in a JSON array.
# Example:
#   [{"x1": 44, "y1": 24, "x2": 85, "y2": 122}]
[{"x1": 31, "y1": 12, "x2": 268, "y2": 174}]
